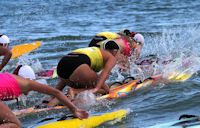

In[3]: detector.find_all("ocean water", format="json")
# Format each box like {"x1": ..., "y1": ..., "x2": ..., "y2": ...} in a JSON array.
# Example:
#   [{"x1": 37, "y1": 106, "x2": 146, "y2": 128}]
[{"x1": 1, "y1": 0, "x2": 200, "y2": 127}]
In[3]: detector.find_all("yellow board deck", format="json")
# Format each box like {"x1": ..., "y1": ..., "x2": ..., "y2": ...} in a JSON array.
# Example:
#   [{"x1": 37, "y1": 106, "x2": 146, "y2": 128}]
[
  {"x1": 11, "y1": 41, "x2": 41, "y2": 59},
  {"x1": 36, "y1": 109, "x2": 128, "y2": 128}
]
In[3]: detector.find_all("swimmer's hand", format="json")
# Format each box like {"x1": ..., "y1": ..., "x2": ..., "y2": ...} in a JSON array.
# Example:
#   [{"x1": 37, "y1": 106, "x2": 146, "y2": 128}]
[{"x1": 73, "y1": 108, "x2": 89, "y2": 119}]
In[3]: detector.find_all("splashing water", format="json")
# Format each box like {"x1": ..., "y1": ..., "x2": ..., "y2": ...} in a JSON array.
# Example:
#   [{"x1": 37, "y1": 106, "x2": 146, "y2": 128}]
[
  {"x1": 73, "y1": 90, "x2": 116, "y2": 111},
  {"x1": 143, "y1": 26, "x2": 200, "y2": 57},
  {"x1": 94, "y1": 98, "x2": 115, "y2": 111},
  {"x1": 73, "y1": 91, "x2": 96, "y2": 110},
  {"x1": 18, "y1": 55, "x2": 44, "y2": 72},
  {"x1": 18, "y1": 94, "x2": 28, "y2": 106},
  {"x1": 110, "y1": 64, "x2": 125, "y2": 82},
  {"x1": 127, "y1": 27, "x2": 200, "y2": 81},
  {"x1": 163, "y1": 55, "x2": 200, "y2": 80}
]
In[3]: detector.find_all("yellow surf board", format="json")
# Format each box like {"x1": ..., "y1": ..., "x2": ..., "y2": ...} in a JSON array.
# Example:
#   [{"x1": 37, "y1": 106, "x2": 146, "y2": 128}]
[
  {"x1": 167, "y1": 72, "x2": 193, "y2": 82},
  {"x1": 135, "y1": 79, "x2": 154, "y2": 90},
  {"x1": 11, "y1": 41, "x2": 41, "y2": 59},
  {"x1": 97, "y1": 80, "x2": 138, "y2": 100},
  {"x1": 14, "y1": 72, "x2": 192, "y2": 117},
  {"x1": 36, "y1": 109, "x2": 128, "y2": 128}
]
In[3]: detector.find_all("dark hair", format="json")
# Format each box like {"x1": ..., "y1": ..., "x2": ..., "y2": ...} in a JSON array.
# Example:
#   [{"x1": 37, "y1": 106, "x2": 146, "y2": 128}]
[
  {"x1": 13, "y1": 65, "x2": 23, "y2": 75},
  {"x1": 123, "y1": 29, "x2": 131, "y2": 36},
  {"x1": 104, "y1": 41, "x2": 119, "y2": 50}
]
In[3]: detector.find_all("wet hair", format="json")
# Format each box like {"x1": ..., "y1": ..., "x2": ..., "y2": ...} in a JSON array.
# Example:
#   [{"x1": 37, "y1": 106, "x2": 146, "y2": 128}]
[
  {"x1": 123, "y1": 29, "x2": 131, "y2": 36},
  {"x1": 119, "y1": 29, "x2": 131, "y2": 36},
  {"x1": 104, "y1": 40, "x2": 119, "y2": 50}
]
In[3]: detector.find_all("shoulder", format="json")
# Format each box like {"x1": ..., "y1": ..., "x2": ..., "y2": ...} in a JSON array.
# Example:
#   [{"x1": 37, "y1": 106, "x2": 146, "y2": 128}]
[
  {"x1": 100, "y1": 49, "x2": 116, "y2": 60},
  {"x1": 0, "y1": 47, "x2": 11, "y2": 54},
  {"x1": 97, "y1": 32, "x2": 120, "y2": 39}
]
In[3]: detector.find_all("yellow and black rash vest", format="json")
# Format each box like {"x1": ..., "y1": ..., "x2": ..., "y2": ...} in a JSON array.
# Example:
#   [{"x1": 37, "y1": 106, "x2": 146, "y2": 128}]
[
  {"x1": 98, "y1": 39, "x2": 109, "y2": 49},
  {"x1": 72, "y1": 47, "x2": 103, "y2": 72},
  {"x1": 96, "y1": 32, "x2": 120, "y2": 40}
]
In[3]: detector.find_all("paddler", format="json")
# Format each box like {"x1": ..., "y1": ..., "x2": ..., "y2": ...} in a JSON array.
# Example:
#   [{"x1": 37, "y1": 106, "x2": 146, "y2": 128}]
[
  {"x1": 0, "y1": 71, "x2": 88, "y2": 127},
  {"x1": 89, "y1": 29, "x2": 145, "y2": 59},
  {"x1": 51, "y1": 42, "x2": 120, "y2": 101},
  {"x1": 88, "y1": 29, "x2": 144, "y2": 71},
  {"x1": 0, "y1": 34, "x2": 12, "y2": 71}
]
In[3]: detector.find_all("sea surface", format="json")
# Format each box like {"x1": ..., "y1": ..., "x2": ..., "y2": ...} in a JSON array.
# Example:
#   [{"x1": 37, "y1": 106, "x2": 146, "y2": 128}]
[{"x1": 1, "y1": 0, "x2": 200, "y2": 127}]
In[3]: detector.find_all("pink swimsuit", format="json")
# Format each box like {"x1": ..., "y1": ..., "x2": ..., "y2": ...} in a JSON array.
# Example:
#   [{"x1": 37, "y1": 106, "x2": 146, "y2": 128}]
[
  {"x1": 121, "y1": 38, "x2": 131, "y2": 56},
  {"x1": 0, "y1": 73, "x2": 21, "y2": 101}
]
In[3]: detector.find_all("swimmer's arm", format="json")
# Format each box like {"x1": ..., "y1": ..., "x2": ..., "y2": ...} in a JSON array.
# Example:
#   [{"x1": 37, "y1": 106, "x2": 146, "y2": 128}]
[
  {"x1": 0, "y1": 47, "x2": 12, "y2": 71},
  {"x1": 28, "y1": 80, "x2": 77, "y2": 112},
  {"x1": 28, "y1": 80, "x2": 88, "y2": 119},
  {"x1": 93, "y1": 52, "x2": 116, "y2": 93}
]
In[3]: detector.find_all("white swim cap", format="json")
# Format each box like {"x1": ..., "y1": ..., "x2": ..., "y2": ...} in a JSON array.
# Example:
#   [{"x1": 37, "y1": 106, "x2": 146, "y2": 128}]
[
  {"x1": 133, "y1": 33, "x2": 144, "y2": 45},
  {"x1": 0, "y1": 35, "x2": 10, "y2": 44},
  {"x1": 18, "y1": 65, "x2": 36, "y2": 80}
]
